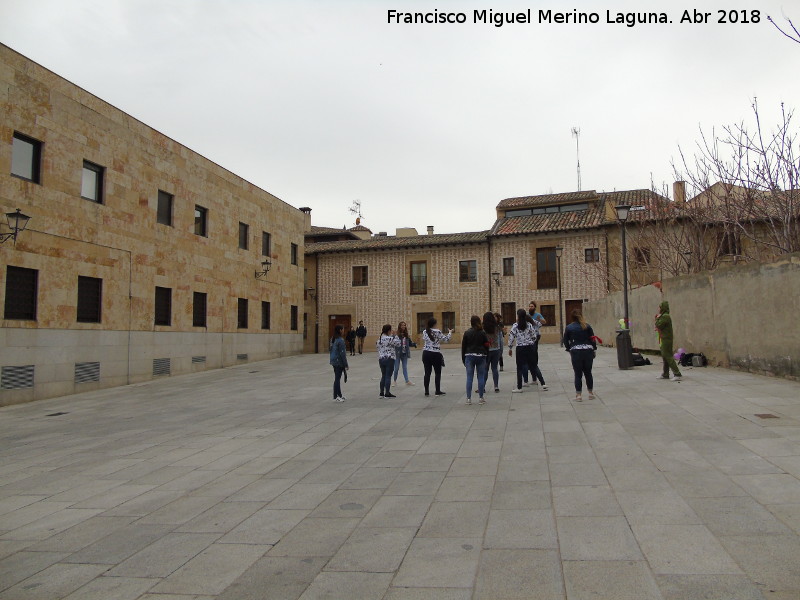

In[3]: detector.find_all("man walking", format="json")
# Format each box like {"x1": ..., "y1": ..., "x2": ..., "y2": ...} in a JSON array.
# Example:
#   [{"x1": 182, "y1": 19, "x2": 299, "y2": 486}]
[{"x1": 355, "y1": 320, "x2": 367, "y2": 354}]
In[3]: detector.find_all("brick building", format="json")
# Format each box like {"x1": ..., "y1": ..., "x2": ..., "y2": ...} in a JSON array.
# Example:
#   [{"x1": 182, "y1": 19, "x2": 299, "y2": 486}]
[
  {"x1": 305, "y1": 188, "x2": 668, "y2": 350},
  {"x1": 1, "y1": 45, "x2": 306, "y2": 405}
]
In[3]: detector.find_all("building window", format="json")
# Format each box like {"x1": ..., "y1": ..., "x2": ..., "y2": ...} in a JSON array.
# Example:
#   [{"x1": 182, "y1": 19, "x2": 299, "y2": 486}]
[
  {"x1": 502, "y1": 257, "x2": 515, "y2": 276},
  {"x1": 262, "y1": 232, "x2": 271, "y2": 256},
  {"x1": 410, "y1": 261, "x2": 427, "y2": 295},
  {"x1": 540, "y1": 304, "x2": 556, "y2": 325},
  {"x1": 261, "y1": 301, "x2": 271, "y2": 329},
  {"x1": 237, "y1": 298, "x2": 248, "y2": 329},
  {"x1": 157, "y1": 190, "x2": 173, "y2": 226},
  {"x1": 505, "y1": 202, "x2": 589, "y2": 217},
  {"x1": 193, "y1": 292, "x2": 207, "y2": 327},
  {"x1": 76, "y1": 276, "x2": 102, "y2": 323},
  {"x1": 303, "y1": 313, "x2": 308, "y2": 340},
  {"x1": 718, "y1": 231, "x2": 742, "y2": 256},
  {"x1": 154, "y1": 286, "x2": 172, "y2": 326},
  {"x1": 290, "y1": 305, "x2": 298, "y2": 331},
  {"x1": 194, "y1": 206, "x2": 208, "y2": 237},
  {"x1": 585, "y1": 248, "x2": 600, "y2": 263},
  {"x1": 417, "y1": 312, "x2": 434, "y2": 333},
  {"x1": 442, "y1": 311, "x2": 455, "y2": 332},
  {"x1": 459, "y1": 260, "x2": 477, "y2": 283},
  {"x1": 352, "y1": 266, "x2": 368, "y2": 286},
  {"x1": 291, "y1": 243, "x2": 298, "y2": 265},
  {"x1": 4, "y1": 266, "x2": 38, "y2": 320},
  {"x1": 239, "y1": 222, "x2": 249, "y2": 250},
  {"x1": 11, "y1": 132, "x2": 42, "y2": 183},
  {"x1": 633, "y1": 247, "x2": 651, "y2": 266},
  {"x1": 536, "y1": 247, "x2": 557, "y2": 289},
  {"x1": 500, "y1": 302, "x2": 516, "y2": 327},
  {"x1": 81, "y1": 160, "x2": 104, "y2": 203}
]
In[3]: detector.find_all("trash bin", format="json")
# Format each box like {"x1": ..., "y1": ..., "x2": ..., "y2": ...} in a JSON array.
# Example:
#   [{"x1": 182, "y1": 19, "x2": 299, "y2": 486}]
[{"x1": 616, "y1": 329, "x2": 633, "y2": 370}]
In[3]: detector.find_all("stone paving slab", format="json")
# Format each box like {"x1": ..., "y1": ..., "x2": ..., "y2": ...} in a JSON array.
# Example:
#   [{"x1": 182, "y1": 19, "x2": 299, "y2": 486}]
[{"x1": 1, "y1": 345, "x2": 800, "y2": 598}]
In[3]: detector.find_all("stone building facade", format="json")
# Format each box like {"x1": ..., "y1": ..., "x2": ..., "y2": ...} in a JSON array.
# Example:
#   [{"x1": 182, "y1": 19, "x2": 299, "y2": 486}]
[
  {"x1": 1, "y1": 45, "x2": 306, "y2": 405},
  {"x1": 305, "y1": 189, "x2": 665, "y2": 350}
]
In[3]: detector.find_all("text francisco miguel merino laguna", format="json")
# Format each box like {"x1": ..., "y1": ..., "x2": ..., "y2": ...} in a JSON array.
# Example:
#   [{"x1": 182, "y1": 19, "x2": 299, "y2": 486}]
[{"x1": 387, "y1": 8, "x2": 762, "y2": 28}]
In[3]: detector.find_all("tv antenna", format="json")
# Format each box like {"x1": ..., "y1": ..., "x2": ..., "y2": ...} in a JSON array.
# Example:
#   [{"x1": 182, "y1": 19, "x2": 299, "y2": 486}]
[
  {"x1": 571, "y1": 127, "x2": 581, "y2": 191},
  {"x1": 349, "y1": 199, "x2": 364, "y2": 225}
]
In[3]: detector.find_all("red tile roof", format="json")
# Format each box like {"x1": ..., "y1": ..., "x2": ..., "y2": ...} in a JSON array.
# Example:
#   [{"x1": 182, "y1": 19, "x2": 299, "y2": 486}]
[
  {"x1": 491, "y1": 189, "x2": 671, "y2": 236},
  {"x1": 497, "y1": 190, "x2": 599, "y2": 209}
]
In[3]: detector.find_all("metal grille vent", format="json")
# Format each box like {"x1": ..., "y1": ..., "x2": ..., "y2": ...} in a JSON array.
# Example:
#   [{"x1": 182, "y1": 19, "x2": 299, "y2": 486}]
[
  {"x1": 153, "y1": 358, "x2": 171, "y2": 376},
  {"x1": 74, "y1": 362, "x2": 100, "y2": 383},
  {"x1": 236, "y1": 353, "x2": 248, "y2": 361},
  {"x1": 1, "y1": 365, "x2": 35, "y2": 390},
  {"x1": 191, "y1": 356, "x2": 206, "y2": 364}
]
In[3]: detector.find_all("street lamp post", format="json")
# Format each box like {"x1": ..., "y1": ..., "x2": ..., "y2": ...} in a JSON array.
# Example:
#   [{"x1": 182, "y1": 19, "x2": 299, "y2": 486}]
[
  {"x1": 555, "y1": 245, "x2": 563, "y2": 346},
  {"x1": 614, "y1": 204, "x2": 633, "y2": 369}
]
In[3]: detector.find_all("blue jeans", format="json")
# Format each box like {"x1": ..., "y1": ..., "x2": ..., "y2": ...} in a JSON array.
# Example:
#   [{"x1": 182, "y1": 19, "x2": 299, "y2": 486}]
[
  {"x1": 465, "y1": 354, "x2": 487, "y2": 400},
  {"x1": 570, "y1": 349, "x2": 594, "y2": 393},
  {"x1": 332, "y1": 366, "x2": 344, "y2": 399},
  {"x1": 393, "y1": 350, "x2": 409, "y2": 382},
  {"x1": 379, "y1": 357, "x2": 395, "y2": 395},
  {"x1": 486, "y1": 350, "x2": 500, "y2": 388}
]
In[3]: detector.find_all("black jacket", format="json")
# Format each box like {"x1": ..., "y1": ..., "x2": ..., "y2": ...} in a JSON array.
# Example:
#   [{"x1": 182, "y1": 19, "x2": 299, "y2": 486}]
[{"x1": 461, "y1": 328, "x2": 489, "y2": 364}]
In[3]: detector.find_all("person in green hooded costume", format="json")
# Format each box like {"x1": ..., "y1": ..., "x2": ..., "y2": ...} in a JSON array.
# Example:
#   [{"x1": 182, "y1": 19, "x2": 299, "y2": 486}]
[{"x1": 655, "y1": 300, "x2": 682, "y2": 380}]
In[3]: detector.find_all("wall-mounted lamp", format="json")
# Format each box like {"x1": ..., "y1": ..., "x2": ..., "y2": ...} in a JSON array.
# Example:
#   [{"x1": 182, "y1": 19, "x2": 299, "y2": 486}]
[
  {"x1": 254, "y1": 260, "x2": 272, "y2": 279},
  {"x1": 307, "y1": 287, "x2": 316, "y2": 300},
  {"x1": 0, "y1": 209, "x2": 31, "y2": 245},
  {"x1": 491, "y1": 271, "x2": 501, "y2": 286}
]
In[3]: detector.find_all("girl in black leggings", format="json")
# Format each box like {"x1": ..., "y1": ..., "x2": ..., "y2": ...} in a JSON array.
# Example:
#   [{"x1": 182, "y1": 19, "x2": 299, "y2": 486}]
[{"x1": 421, "y1": 317, "x2": 453, "y2": 396}]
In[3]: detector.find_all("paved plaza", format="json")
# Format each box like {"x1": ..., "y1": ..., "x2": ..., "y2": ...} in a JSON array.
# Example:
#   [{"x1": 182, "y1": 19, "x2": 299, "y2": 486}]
[{"x1": 1, "y1": 345, "x2": 800, "y2": 599}]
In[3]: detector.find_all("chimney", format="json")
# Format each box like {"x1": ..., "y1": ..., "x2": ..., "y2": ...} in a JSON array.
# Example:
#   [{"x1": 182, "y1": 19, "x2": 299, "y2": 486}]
[
  {"x1": 299, "y1": 207, "x2": 312, "y2": 232},
  {"x1": 427, "y1": 225, "x2": 434, "y2": 235},
  {"x1": 673, "y1": 181, "x2": 686, "y2": 203}
]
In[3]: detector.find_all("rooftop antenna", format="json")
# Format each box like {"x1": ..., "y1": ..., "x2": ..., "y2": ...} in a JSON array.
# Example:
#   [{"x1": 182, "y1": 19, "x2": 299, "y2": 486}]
[
  {"x1": 571, "y1": 127, "x2": 581, "y2": 191},
  {"x1": 349, "y1": 199, "x2": 364, "y2": 226}
]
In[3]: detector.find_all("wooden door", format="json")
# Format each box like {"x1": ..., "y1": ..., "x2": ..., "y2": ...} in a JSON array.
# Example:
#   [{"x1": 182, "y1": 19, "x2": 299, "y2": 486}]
[
  {"x1": 564, "y1": 299, "x2": 584, "y2": 325},
  {"x1": 328, "y1": 314, "x2": 351, "y2": 344}
]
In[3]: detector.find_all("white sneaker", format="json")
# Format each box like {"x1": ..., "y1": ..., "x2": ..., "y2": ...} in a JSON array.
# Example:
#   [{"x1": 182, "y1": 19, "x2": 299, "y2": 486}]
[
  {"x1": 512, "y1": 388, "x2": 523, "y2": 393},
  {"x1": 672, "y1": 375, "x2": 682, "y2": 381},
  {"x1": 541, "y1": 385, "x2": 548, "y2": 391},
  {"x1": 336, "y1": 396, "x2": 346, "y2": 402},
  {"x1": 406, "y1": 381, "x2": 415, "y2": 385},
  {"x1": 523, "y1": 382, "x2": 530, "y2": 387}
]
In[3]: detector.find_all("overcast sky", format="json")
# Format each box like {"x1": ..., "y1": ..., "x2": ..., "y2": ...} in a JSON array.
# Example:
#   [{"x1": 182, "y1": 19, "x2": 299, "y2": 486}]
[{"x1": 1, "y1": 0, "x2": 797, "y2": 235}]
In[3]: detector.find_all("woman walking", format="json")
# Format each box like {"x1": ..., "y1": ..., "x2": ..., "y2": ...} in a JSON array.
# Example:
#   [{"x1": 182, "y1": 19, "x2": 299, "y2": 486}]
[
  {"x1": 329, "y1": 325, "x2": 348, "y2": 402},
  {"x1": 376, "y1": 324, "x2": 401, "y2": 398},
  {"x1": 393, "y1": 321, "x2": 416, "y2": 386},
  {"x1": 507, "y1": 309, "x2": 538, "y2": 393},
  {"x1": 422, "y1": 317, "x2": 453, "y2": 397},
  {"x1": 461, "y1": 315, "x2": 489, "y2": 405},
  {"x1": 483, "y1": 312, "x2": 502, "y2": 393},
  {"x1": 563, "y1": 309, "x2": 597, "y2": 401}
]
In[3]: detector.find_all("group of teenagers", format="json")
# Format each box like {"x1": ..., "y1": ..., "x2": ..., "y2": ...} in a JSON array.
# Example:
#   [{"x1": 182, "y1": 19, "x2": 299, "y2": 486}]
[{"x1": 328, "y1": 301, "x2": 599, "y2": 404}]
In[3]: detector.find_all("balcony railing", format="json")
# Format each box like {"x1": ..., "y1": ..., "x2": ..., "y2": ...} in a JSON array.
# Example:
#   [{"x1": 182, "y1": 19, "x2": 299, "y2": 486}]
[{"x1": 410, "y1": 275, "x2": 427, "y2": 295}]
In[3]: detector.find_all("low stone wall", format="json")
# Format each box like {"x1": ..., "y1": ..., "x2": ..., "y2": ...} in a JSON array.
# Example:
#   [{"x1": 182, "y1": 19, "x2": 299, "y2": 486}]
[{"x1": 583, "y1": 253, "x2": 800, "y2": 380}]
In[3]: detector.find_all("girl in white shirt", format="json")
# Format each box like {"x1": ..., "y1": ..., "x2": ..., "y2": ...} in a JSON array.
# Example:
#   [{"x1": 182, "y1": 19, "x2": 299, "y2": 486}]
[
  {"x1": 376, "y1": 324, "x2": 401, "y2": 398},
  {"x1": 421, "y1": 317, "x2": 453, "y2": 396}
]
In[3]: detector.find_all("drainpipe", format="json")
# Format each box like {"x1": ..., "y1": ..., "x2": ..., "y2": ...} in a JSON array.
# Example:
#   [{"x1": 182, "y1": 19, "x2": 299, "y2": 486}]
[{"x1": 487, "y1": 235, "x2": 493, "y2": 312}]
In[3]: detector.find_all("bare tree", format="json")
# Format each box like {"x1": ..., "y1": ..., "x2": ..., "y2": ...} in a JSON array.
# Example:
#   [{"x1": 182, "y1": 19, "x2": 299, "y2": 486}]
[
  {"x1": 768, "y1": 14, "x2": 800, "y2": 44},
  {"x1": 673, "y1": 99, "x2": 800, "y2": 258}
]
